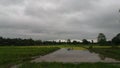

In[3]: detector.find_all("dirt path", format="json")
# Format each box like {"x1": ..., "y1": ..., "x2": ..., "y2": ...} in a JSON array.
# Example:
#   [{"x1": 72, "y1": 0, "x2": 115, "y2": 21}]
[{"x1": 32, "y1": 48, "x2": 120, "y2": 63}]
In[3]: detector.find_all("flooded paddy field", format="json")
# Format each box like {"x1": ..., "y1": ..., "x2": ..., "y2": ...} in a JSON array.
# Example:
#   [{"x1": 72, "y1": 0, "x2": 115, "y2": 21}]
[{"x1": 32, "y1": 48, "x2": 120, "y2": 63}]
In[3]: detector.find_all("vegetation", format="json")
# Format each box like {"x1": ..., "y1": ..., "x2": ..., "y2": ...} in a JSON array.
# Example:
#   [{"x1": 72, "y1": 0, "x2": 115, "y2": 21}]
[
  {"x1": 0, "y1": 45, "x2": 119, "y2": 68},
  {"x1": 0, "y1": 37, "x2": 82, "y2": 46},
  {"x1": 97, "y1": 33, "x2": 107, "y2": 45},
  {"x1": 84, "y1": 45, "x2": 112, "y2": 49},
  {"x1": 112, "y1": 33, "x2": 120, "y2": 45},
  {"x1": 20, "y1": 62, "x2": 120, "y2": 68},
  {"x1": 82, "y1": 39, "x2": 90, "y2": 44},
  {"x1": 0, "y1": 46, "x2": 59, "y2": 68},
  {"x1": 0, "y1": 33, "x2": 120, "y2": 46},
  {"x1": 37, "y1": 45, "x2": 87, "y2": 50},
  {"x1": 0, "y1": 32, "x2": 120, "y2": 68},
  {"x1": 88, "y1": 47, "x2": 120, "y2": 60}
]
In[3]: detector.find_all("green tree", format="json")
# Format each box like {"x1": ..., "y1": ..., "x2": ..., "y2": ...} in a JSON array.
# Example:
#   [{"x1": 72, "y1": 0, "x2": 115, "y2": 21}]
[
  {"x1": 97, "y1": 33, "x2": 106, "y2": 45},
  {"x1": 112, "y1": 33, "x2": 120, "y2": 45},
  {"x1": 67, "y1": 39, "x2": 71, "y2": 44},
  {"x1": 82, "y1": 39, "x2": 90, "y2": 44},
  {"x1": 72, "y1": 40, "x2": 78, "y2": 45}
]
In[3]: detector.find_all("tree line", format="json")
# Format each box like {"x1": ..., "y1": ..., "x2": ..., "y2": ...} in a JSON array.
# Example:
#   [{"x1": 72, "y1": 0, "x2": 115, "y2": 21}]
[
  {"x1": 97, "y1": 33, "x2": 120, "y2": 46},
  {"x1": 0, "y1": 33, "x2": 120, "y2": 46}
]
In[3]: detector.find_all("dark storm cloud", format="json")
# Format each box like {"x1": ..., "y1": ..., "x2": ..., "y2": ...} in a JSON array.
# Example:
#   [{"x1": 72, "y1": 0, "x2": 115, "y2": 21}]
[{"x1": 0, "y1": 0, "x2": 120, "y2": 40}]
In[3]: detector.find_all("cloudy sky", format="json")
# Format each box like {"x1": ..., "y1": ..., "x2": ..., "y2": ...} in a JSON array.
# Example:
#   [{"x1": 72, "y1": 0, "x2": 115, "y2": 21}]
[{"x1": 0, "y1": 0, "x2": 120, "y2": 40}]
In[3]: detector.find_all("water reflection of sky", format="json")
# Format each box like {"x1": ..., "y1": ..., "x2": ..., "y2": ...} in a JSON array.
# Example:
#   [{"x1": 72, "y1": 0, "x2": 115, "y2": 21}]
[{"x1": 32, "y1": 48, "x2": 120, "y2": 63}]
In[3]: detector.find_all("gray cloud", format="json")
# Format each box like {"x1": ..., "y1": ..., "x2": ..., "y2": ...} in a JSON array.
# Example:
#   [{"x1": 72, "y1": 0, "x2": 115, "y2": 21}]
[
  {"x1": 0, "y1": 0, "x2": 120, "y2": 40},
  {"x1": 0, "y1": 0, "x2": 24, "y2": 6}
]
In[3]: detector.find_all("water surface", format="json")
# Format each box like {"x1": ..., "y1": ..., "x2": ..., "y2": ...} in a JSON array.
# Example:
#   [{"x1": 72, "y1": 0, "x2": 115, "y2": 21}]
[{"x1": 32, "y1": 48, "x2": 120, "y2": 63}]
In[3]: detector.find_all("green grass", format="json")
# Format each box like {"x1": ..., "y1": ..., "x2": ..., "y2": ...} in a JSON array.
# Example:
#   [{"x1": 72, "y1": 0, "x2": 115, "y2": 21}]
[
  {"x1": 0, "y1": 46, "x2": 60, "y2": 68},
  {"x1": 89, "y1": 47, "x2": 120, "y2": 60},
  {"x1": 20, "y1": 62, "x2": 120, "y2": 68},
  {"x1": 0, "y1": 45, "x2": 120, "y2": 68},
  {"x1": 83, "y1": 45, "x2": 112, "y2": 49},
  {"x1": 33, "y1": 45, "x2": 87, "y2": 50}
]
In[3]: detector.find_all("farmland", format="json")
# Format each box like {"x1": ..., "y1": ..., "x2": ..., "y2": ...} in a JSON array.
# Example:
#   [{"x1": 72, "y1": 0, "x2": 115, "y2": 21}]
[
  {"x1": 0, "y1": 46, "x2": 59, "y2": 68},
  {"x1": 0, "y1": 45, "x2": 120, "y2": 68},
  {"x1": 20, "y1": 62, "x2": 120, "y2": 68},
  {"x1": 88, "y1": 46, "x2": 120, "y2": 60},
  {"x1": 37, "y1": 45, "x2": 87, "y2": 50},
  {"x1": 20, "y1": 45, "x2": 120, "y2": 68}
]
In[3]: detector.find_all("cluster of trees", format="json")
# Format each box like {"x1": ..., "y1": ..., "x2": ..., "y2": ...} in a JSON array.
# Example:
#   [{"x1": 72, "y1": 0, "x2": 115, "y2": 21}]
[
  {"x1": 0, "y1": 37, "x2": 36, "y2": 46},
  {"x1": 0, "y1": 37, "x2": 81, "y2": 46},
  {"x1": 112, "y1": 33, "x2": 120, "y2": 45},
  {"x1": 0, "y1": 33, "x2": 120, "y2": 46},
  {"x1": 97, "y1": 33, "x2": 107, "y2": 45},
  {"x1": 97, "y1": 33, "x2": 120, "y2": 45}
]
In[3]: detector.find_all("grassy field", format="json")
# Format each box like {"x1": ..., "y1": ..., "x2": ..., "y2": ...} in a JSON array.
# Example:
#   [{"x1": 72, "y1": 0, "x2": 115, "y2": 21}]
[
  {"x1": 0, "y1": 45, "x2": 120, "y2": 68},
  {"x1": 19, "y1": 45, "x2": 120, "y2": 68},
  {"x1": 82, "y1": 45, "x2": 112, "y2": 49},
  {"x1": 44, "y1": 45, "x2": 114, "y2": 49},
  {"x1": 89, "y1": 47, "x2": 120, "y2": 60},
  {"x1": 20, "y1": 62, "x2": 120, "y2": 68},
  {"x1": 84, "y1": 45, "x2": 120, "y2": 60},
  {"x1": 32, "y1": 45, "x2": 87, "y2": 50},
  {"x1": 0, "y1": 45, "x2": 86, "y2": 68},
  {"x1": 0, "y1": 46, "x2": 59, "y2": 68}
]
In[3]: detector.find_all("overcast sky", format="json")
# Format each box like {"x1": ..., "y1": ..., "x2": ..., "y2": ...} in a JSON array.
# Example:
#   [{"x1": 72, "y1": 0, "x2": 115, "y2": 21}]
[{"x1": 0, "y1": 0, "x2": 120, "y2": 40}]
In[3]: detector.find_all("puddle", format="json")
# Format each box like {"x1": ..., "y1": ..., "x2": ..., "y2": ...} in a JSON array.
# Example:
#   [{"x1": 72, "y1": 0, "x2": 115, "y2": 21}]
[{"x1": 32, "y1": 48, "x2": 120, "y2": 63}]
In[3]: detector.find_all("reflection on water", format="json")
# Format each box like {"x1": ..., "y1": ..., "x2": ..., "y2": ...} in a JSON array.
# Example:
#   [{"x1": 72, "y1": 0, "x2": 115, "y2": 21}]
[
  {"x1": 88, "y1": 50, "x2": 106, "y2": 60},
  {"x1": 99, "y1": 54, "x2": 106, "y2": 60},
  {"x1": 89, "y1": 49, "x2": 94, "y2": 53},
  {"x1": 32, "y1": 48, "x2": 120, "y2": 63},
  {"x1": 67, "y1": 48, "x2": 119, "y2": 62}
]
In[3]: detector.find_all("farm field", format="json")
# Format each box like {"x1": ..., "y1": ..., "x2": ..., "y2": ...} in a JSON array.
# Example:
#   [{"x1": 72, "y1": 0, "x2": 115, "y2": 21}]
[
  {"x1": 89, "y1": 47, "x2": 120, "y2": 60},
  {"x1": 0, "y1": 46, "x2": 59, "y2": 68},
  {"x1": 21, "y1": 45, "x2": 120, "y2": 68},
  {"x1": 83, "y1": 45, "x2": 112, "y2": 49},
  {"x1": 82, "y1": 45, "x2": 120, "y2": 61},
  {"x1": 32, "y1": 45, "x2": 87, "y2": 50},
  {"x1": 0, "y1": 45, "x2": 120, "y2": 68},
  {"x1": 0, "y1": 0, "x2": 120, "y2": 67},
  {"x1": 27, "y1": 44, "x2": 120, "y2": 49},
  {"x1": 20, "y1": 62, "x2": 120, "y2": 68},
  {"x1": 39, "y1": 45, "x2": 119, "y2": 49}
]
